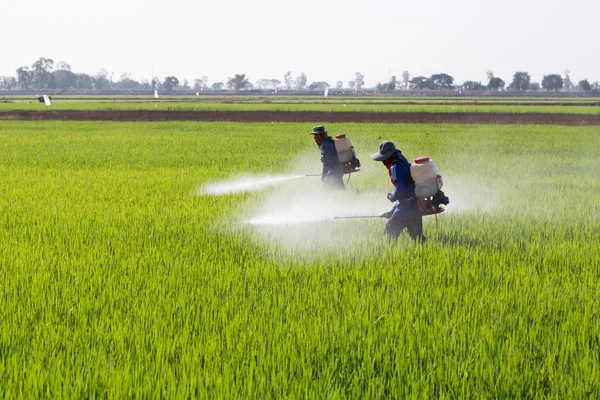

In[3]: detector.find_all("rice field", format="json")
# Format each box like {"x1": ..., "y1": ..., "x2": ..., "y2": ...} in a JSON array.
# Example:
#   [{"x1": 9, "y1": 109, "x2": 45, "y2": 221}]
[
  {"x1": 1, "y1": 120, "x2": 599, "y2": 397},
  {"x1": 1, "y1": 98, "x2": 599, "y2": 114}
]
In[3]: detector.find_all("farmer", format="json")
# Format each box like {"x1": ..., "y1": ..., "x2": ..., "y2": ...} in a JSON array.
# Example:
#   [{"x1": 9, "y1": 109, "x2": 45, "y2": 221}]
[
  {"x1": 311, "y1": 125, "x2": 344, "y2": 190},
  {"x1": 371, "y1": 141, "x2": 425, "y2": 242}
]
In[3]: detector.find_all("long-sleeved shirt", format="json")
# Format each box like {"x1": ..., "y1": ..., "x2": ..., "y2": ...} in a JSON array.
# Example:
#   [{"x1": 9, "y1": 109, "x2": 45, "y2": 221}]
[
  {"x1": 320, "y1": 137, "x2": 342, "y2": 179},
  {"x1": 386, "y1": 157, "x2": 417, "y2": 215}
]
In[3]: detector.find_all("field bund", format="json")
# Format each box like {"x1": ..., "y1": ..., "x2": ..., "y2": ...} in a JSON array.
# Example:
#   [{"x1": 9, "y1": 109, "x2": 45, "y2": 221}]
[{"x1": 1, "y1": 109, "x2": 600, "y2": 125}]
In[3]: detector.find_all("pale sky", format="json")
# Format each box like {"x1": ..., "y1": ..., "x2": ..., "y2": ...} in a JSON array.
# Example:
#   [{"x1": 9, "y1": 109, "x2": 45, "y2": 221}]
[{"x1": 2, "y1": 0, "x2": 598, "y2": 87}]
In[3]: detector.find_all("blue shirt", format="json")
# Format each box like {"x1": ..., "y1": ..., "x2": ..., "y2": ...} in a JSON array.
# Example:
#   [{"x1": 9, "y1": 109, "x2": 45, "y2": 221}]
[
  {"x1": 387, "y1": 157, "x2": 417, "y2": 215},
  {"x1": 321, "y1": 137, "x2": 342, "y2": 178}
]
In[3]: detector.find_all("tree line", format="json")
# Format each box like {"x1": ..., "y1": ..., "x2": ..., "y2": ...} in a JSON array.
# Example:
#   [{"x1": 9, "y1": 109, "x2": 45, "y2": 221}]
[{"x1": 1, "y1": 58, "x2": 598, "y2": 93}]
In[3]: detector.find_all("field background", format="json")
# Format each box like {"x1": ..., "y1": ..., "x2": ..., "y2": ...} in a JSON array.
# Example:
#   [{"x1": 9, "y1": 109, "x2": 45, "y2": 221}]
[
  {"x1": 1, "y1": 96, "x2": 600, "y2": 114},
  {"x1": 1, "y1": 99, "x2": 599, "y2": 397}
]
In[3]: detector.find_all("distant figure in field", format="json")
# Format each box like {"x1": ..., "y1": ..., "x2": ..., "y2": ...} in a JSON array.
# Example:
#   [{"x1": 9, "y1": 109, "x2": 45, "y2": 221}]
[
  {"x1": 311, "y1": 125, "x2": 344, "y2": 190},
  {"x1": 371, "y1": 141, "x2": 425, "y2": 242}
]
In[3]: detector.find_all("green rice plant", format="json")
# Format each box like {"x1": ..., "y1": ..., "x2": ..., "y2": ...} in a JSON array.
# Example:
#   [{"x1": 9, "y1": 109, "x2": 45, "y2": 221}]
[{"x1": 0, "y1": 121, "x2": 598, "y2": 397}]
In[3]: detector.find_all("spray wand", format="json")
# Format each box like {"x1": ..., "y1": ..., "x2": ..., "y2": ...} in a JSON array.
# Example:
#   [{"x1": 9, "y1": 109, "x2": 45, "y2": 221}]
[{"x1": 333, "y1": 213, "x2": 391, "y2": 220}]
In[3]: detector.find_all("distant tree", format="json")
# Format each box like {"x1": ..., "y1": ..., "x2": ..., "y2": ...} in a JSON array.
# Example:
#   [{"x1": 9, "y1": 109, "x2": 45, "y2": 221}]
[
  {"x1": 0, "y1": 76, "x2": 17, "y2": 90},
  {"x1": 151, "y1": 78, "x2": 160, "y2": 90},
  {"x1": 541, "y1": 74, "x2": 563, "y2": 91},
  {"x1": 563, "y1": 70, "x2": 573, "y2": 92},
  {"x1": 75, "y1": 73, "x2": 94, "y2": 90},
  {"x1": 307, "y1": 81, "x2": 330, "y2": 91},
  {"x1": 181, "y1": 79, "x2": 190, "y2": 89},
  {"x1": 409, "y1": 76, "x2": 430, "y2": 90},
  {"x1": 94, "y1": 69, "x2": 111, "y2": 90},
  {"x1": 296, "y1": 73, "x2": 307, "y2": 90},
  {"x1": 530, "y1": 82, "x2": 541, "y2": 92},
  {"x1": 163, "y1": 76, "x2": 179, "y2": 92},
  {"x1": 138, "y1": 80, "x2": 152, "y2": 90},
  {"x1": 284, "y1": 71, "x2": 293, "y2": 90},
  {"x1": 336, "y1": 81, "x2": 343, "y2": 89},
  {"x1": 508, "y1": 71, "x2": 530, "y2": 92},
  {"x1": 578, "y1": 79, "x2": 591, "y2": 92},
  {"x1": 402, "y1": 71, "x2": 410, "y2": 90},
  {"x1": 53, "y1": 69, "x2": 77, "y2": 89},
  {"x1": 56, "y1": 61, "x2": 71, "y2": 71},
  {"x1": 115, "y1": 73, "x2": 141, "y2": 90},
  {"x1": 269, "y1": 79, "x2": 281, "y2": 89},
  {"x1": 377, "y1": 76, "x2": 397, "y2": 91},
  {"x1": 256, "y1": 79, "x2": 270, "y2": 89},
  {"x1": 212, "y1": 82, "x2": 224, "y2": 91},
  {"x1": 16, "y1": 66, "x2": 32, "y2": 89},
  {"x1": 429, "y1": 73, "x2": 454, "y2": 90},
  {"x1": 487, "y1": 77, "x2": 505, "y2": 91},
  {"x1": 193, "y1": 77, "x2": 207, "y2": 91},
  {"x1": 486, "y1": 70, "x2": 494, "y2": 82},
  {"x1": 348, "y1": 80, "x2": 356, "y2": 90},
  {"x1": 354, "y1": 72, "x2": 365, "y2": 90},
  {"x1": 227, "y1": 74, "x2": 251, "y2": 91},
  {"x1": 462, "y1": 81, "x2": 486, "y2": 91},
  {"x1": 31, "y1": 57, "x2": 55, "y2": 89}
]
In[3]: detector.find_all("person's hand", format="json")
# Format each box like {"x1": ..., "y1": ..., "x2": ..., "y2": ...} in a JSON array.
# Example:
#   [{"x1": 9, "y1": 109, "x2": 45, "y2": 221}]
[
  {"x1": 386, "y1": 193, "x2": 394, "y2": 201},
  {"x1": 380, "y1": 210, "x2": 393, "y2": 219}
]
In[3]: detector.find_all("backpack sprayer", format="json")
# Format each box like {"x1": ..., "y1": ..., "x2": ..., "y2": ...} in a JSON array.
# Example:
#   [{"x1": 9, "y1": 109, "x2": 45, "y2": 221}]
[
  {"x1": 306, "y1": 133, "x2": 361, "y2": 182},
  {"x1": 334, "y1": 134, "x2": 361, "y2": 175},
  {"x1": 333, "y1": 156, "x2": 450, "y2": 232}
]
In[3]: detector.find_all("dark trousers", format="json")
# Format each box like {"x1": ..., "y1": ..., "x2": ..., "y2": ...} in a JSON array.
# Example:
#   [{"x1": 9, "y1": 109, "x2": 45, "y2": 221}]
[{"x1": 384, "y1": 211, "x2": 425, "y2": 242}]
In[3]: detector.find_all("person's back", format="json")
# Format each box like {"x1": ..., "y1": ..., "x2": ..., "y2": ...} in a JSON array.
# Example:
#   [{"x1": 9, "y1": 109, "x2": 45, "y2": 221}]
[
  {"x1": 372, "y1": 141, "x2": 425, "y2": 242},
  {"x1": 311, "y1": 125, "x2": 345, "y2": 190}
]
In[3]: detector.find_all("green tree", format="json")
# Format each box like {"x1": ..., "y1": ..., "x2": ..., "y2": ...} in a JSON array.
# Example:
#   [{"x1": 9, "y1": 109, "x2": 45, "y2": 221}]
[
  {"x1": 487, "y1": 77, "x2": 505, "y2": 91},
  {"x1": 0, "y1": 76, "x2": 17, "y2": 90},
  {"x1": 163, "y1": 76, "x2": 179, "y2": 92},
  {"x1": 578, "y1": 79, "x2": 591, "y2": 92},
  {"x1": 307, "y1": 81, "x2": 329, "y2": 91},
  {"x1": 211, "y1": 82, "x2": 224, "y2": 90},
  {"x1": 94, "y1": 69, "x2": 111, "y2": 90},
  {"x1": 227, "y1": 74, "x2": 251, "y2": 91},
  {"x1": 76, "y1": 74, "x2": 94, "y2": 90},
  {"x1": 409, "y1": 76, "x2": 430, "y2": 90},
  {"x1": 284, "y1": 71, "x2": 293, "y2": 90},
  {"x1": 53, "y1": 69, "x2": 77, "y2": 90},
  {"x1": 462, "y1": 81, "x2": 486, "y2": 91},
  {"x1": 31, "y1": 57, "x2": 55, "y2": 89},
  {"x1": 16, "y1": 66, "x2": 32, "y2": 89},
  {"x1": 508, "y1": 71, "x2": 530, "y2": 92},
  {"x1": 348, "y1": 81, "x2": 356, "y2": 90},
  {"x1": 354, "y1": 72, "x2": 364, "y2": 90},
  {"x1": 296, "y1": 73, "x2": 307, "y2": 90},
  {"x1": 429, "y1": 73, "x2": 454, "y2": 89},
  {"x1": 541, "y1": 74, "x2": 563, "y2": 91},
  {"x1": 402, "y1": 71, "x2": 410, "y2": 90}
]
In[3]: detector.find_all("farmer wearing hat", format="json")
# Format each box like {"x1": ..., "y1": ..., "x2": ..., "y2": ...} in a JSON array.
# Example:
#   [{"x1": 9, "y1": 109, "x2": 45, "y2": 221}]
[
  {"x1": 371, "y1": 141, "x2": 425, "y2": 242},
  {"x1": 311, "y1": 125, "x2": 344, "y2": 190}
]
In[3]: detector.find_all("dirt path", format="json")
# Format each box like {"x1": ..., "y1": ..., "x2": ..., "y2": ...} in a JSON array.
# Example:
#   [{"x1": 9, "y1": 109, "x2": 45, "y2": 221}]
[{"x1": 1, "y1": 110, "x2": 599, "y2": 125}]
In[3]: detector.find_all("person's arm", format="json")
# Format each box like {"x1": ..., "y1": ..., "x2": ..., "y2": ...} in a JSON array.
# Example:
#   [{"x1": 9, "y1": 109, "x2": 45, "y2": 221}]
[
  {"x1": 387, "y1": 164, "x2": 409, "y2": 202},
  {"x1": 321, "y1": 141, "x2": 338, "y2": 178}
]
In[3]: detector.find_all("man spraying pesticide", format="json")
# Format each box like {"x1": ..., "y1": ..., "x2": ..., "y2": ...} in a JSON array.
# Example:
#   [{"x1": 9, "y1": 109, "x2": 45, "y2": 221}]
[
  {"x1": 366, "y1": 141, "x2": 449, "y2": 241},
  {"x1": 311, "y1": 125, "x2": 361, "y2": 190}
]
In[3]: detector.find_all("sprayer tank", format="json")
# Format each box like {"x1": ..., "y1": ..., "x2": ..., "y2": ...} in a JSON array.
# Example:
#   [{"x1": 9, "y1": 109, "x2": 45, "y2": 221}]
[
  {"x1": 411, "y1": 156, "x2": 443, "y2": 198},
  {"x1": 334, "y1": 134, "x2": 355, "y2": 164}
]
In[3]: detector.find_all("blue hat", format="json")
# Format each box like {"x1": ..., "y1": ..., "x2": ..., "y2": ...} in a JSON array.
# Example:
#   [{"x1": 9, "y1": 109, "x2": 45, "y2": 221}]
[
  {"x1": 371, "y1": 141, "x2": 398, "y2": 161},
  {"x1": 311, "y1": 125, "x2": 327, "y2": 135}
]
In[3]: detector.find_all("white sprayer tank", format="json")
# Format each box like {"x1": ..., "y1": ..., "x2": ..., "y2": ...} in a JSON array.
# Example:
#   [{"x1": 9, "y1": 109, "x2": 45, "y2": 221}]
[
  {"x1": 334, "y1": 134, "x2": 356, "y2": 164},
  {"x1": 411, "y1": 156, "x2": 443, "y2": 198}
]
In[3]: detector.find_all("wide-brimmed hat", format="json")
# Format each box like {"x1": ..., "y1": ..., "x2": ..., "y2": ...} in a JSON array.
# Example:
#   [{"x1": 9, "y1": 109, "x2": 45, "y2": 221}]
[
  {"x1": 371, "y1": 141, "x2": 398, "y2": 161},
  {"x1": 311, "y1": 125, "x2": 327, "y2": 135}
]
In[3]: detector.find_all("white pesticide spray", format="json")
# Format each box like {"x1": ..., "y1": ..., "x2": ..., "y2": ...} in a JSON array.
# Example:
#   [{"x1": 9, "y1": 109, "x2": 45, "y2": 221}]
[{"x1": 199, "y1": 174, "x2": 310, "y2": 196}]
